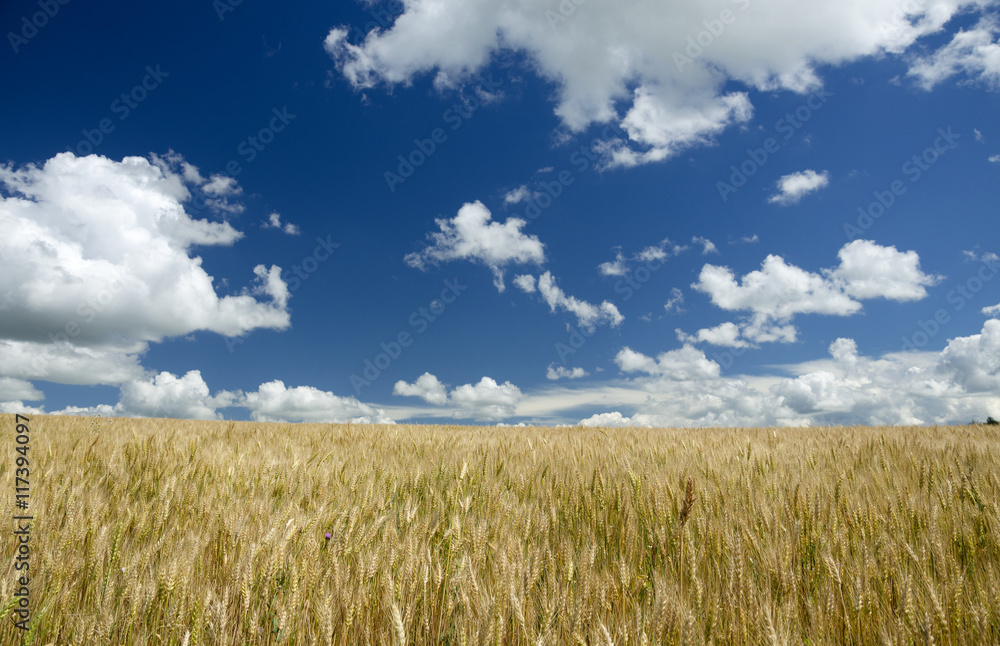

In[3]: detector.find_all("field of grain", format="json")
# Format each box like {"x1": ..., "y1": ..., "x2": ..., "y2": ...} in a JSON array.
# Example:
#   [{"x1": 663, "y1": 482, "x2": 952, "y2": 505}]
[{"x1": 1, "y1": 414, "x2": 998, "y2": 645}]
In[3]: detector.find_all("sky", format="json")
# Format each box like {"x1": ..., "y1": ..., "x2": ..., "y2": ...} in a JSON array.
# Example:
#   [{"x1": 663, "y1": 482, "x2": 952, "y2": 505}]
[{"x1": 1, "y1": 0, "x2": 999, "y2": 427}]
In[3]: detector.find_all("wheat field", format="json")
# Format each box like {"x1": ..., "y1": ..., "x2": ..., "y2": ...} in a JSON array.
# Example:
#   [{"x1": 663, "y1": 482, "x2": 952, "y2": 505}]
[{"x1": 1, "y1": 414, "x2": 999, "y2": 645}]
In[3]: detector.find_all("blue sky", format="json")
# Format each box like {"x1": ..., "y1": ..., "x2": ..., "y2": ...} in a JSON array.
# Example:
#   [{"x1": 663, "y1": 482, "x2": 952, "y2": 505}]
[{"x1": 1, "y1": 0, "x2": 999, "y2": 426}]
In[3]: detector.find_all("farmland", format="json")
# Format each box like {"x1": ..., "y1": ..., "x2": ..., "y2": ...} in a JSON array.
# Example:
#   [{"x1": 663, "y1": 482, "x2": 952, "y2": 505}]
[{"x1": 1, "y1": 414, "x2": 999, "y2": 644}]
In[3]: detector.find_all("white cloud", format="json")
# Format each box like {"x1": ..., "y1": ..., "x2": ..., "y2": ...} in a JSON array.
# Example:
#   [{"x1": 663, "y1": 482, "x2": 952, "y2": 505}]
[
  {"x1": 598, "y1": 251, "x2": 629, "y2": 277},
  {"x1": 450, "y1": 377, "x2": 524, "y2": 421},
  {"x1": 664, "y1": 287, "x2": 685, "y2": 314},
  {"x1": 200, "y1": 173, "x2": 241, "y2": 198},
  {"x1": 503, "y1": 185, "x2": 533, "y2": 205},
  {"x1": 908, "y1": 17, "x2": 1000, "y2": 90},
  {"x1": 990, "y1": 154, "x2": 1000, "y2": 163},
  {"x1": 117, "y1": 370, "x2": 237, "y2": 420},
  {"x1": 831, "y1": 239, "x2": 941, "y2": 301},
  {"x1": 0, "y1": 152, "x2": 291, "y2": 386},
  {"x1": 263, "y1": 211, "x2": 301, "y2": 235},
  {"x1": 691, "y1": 240, "x2": 939, "y2": 346},
  {"x1": 404, "y1": 201, "x2": 545, "y2": 291},
  {"x1": 767, "y1": 169, "x2": 830, "y2": 205},
  {"x1": 599, "y1": 239, "x2": 684, "y2": 276},
  {"x1": 393, "y1": 372, "x2": 449, "y2": 405},
  {"x1": 0, "y1": 377, "x2": 43, "y2": 403},
  {"x1": 534, "y1": 271, "x2": 624, "y2": 330},
  {"x1": 975, "y1": 128, "x2": 984, "y2": 141},
  {"x1": 239, "y1": 379, "x2": 394, "y2": 424},
  {"x1": 28, "y1": 370, "x2": 237, "y2": 420},
  {"x1": 692, "y1": 236, "x2": 718, "y2": 254},
  {"x1": 392, "y1": 373, "x2": 524, "y2": 421},
  {"x1": 614, "y1": 345, "x2": 721, "y2": 380},
  {"x1": 326, "y1": 0, "x2": 994, "y2": 167},
  {"x1": 578, "y1": 411, "x2": 649, "y2": 428},
  {"x1": 513, "y1": 274, "x2": 537, "y2": 293},
  {"x1": 546, "y1": 364, "x2": 589, "y2": 380},
  {"x1": 600, "y1": 321, "x2": 1000, "y2": 427},
  {"x1": 984, "y1": 303, "x2": 1000, "y2": 315},
  {"x1": 937, "y1": 319, "x2": 1000, "y2": 392},
  {"x1": 676, "y1": 321, "x2": 750, "y2": 348}
]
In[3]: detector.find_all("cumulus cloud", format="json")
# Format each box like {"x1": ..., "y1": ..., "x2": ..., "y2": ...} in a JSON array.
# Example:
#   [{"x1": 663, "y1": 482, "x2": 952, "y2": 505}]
[
  {"x1": 326, "y1": 0, "x2": 993, "y2": 167},
  {"x1": 239, "y1": 380, "x2": 394, "y2": 424},
  {"x1": 767, "y1": 169, "x2": 830, "y2": 205},
  {"x1": 117, "y1": 370, "x2": 237, "y2": 420},
  {"x1": 0, "y1": 152, "x2": 291, "y2": 386},
  {"x1": 404, "y1": 201, "x2": 545, "y2": 291},
  {"x1": 832, "y1": 239, "x2": 941, "y2": 301},
  {"x1": 394, "y1": 373, "x2": 523, "y2": 421},
  {"x1": 615, "y1": 345, "x2": 721, "y2": 380},
  {"x1": 989, "y1": 154, "x2": 1000, "y2": 163},
  {"x1": 518, "y1": 271, "x2": 624, "y2": 330},
  {"x1": 546, "y1": 364, "x2": 589, "y2": 380},
  {"x1": 937, "y1": 319, "x2": 1000, "y2": 392},
  {"x1": 450, "y1": 377, "x2": 524, "y2": 421},
  {"x1": 393, "y1": 372, "x2": 449, "y2": 405},
  {"x1": 690, "y1": 240, "x2": 939, "y2": 346},
  {"x1": 262, "y1": 211, "x2": 301, "y2": 235}
]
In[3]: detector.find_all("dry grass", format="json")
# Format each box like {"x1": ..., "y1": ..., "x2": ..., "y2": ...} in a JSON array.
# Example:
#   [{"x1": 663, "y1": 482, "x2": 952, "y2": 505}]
[{"x1": 1, "y1": 414, "x2": 999, "y2": 644}]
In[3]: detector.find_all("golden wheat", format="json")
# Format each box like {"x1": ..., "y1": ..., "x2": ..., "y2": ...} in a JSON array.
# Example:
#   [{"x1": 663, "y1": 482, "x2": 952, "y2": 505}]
[{"x1": 1, "y1": 415, "x2": 999, "y2": 644}]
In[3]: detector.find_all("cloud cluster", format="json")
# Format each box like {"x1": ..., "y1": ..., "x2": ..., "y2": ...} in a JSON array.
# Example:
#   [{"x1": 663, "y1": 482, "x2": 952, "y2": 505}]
[
  {"x1": 0, "y1": 152, "x2": 291, "y2": 386},
  {"x1": 686, "y1": 240, "x2": 940, "y2": 346},
  {"x1": 262, "y1": 211, "x2": 301, "y2": 235},
  {"x1": 393, "y1": 373, "x2": 523, "y2": 421},
  {"x1": 326, "y1": 0, "x2": 997, "y2": 167},
  {"x1": 598, "y1": 238, "x2": 686, "y2": 276},
  {"x1": 584, "y1": 319, "x2": 1000, "y2": 427},
  {"x1": 17, "y1": 372, "x2": 395, "y2": 423},
  {"x1": 239, "y1": 380, "x2": 394, "y2": 424},
  {"x1": 546, "y1": 364, "x2": 589, "y2": 380},
  {"x1": 404, "y1": 201, "x2": 545, "y2": 291}
]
